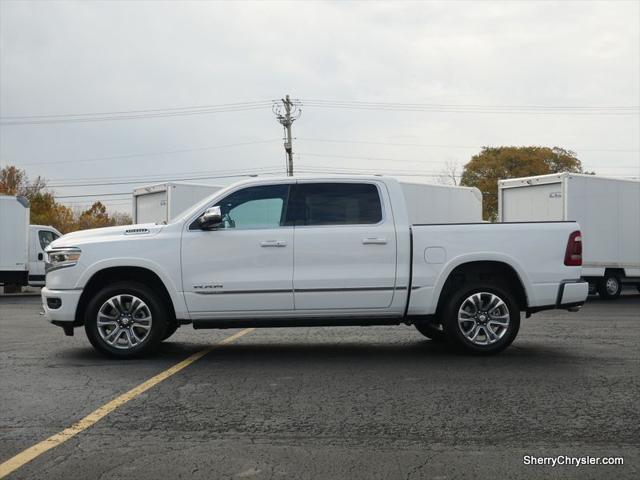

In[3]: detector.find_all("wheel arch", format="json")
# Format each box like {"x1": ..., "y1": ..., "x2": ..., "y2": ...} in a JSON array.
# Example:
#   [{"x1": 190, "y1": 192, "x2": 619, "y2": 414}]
[
  {"x1": 434, "y1": 260, "x2": 529, "y2": 317},
  {"x1": 75, "y1": 266, "x2": 177, "y2": 326}
]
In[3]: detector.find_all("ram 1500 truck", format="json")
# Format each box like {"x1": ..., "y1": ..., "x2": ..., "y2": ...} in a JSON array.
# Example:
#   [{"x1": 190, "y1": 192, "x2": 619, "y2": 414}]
[{"x1": 42, "y1": 176, "x2": 588, "y2": 357}]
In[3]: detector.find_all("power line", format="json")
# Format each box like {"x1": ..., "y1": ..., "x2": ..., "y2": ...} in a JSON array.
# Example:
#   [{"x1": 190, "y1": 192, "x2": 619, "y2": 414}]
[
  {"x1": 297, "y1": 137, "x2": 640, "y2": 153},
  {"x1": 301, "y1": 99, "x2": 640, "y2": 116},
  {"x1": 0, "y1": 101, "x2": 273, "y2": 126},
  {"x1": 48, "y1": 165, "x2": 281, "y2": 186},
  {"x1": 17, "y1": 139, "x2": 281, "y2": 167},
  {"x1": 49, "y1": 168, "x2": 283, "y2": 188},
  {"x1": 299, "y1": 152, "x2": 457, "y2": 165},
  {"x1": 302, "y1": 98, "x2": 639, "y2": 110},
  {"x1": 0, "y1": 100, "x2": 273, "y2": 120},
  {"x1": 52, "y1": 170, "x2": 285, "y2": 197}
]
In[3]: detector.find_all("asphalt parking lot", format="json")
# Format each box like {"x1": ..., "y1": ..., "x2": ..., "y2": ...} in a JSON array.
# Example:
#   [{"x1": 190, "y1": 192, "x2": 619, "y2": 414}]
[{"x1": 1, "y1": 292, "x2": 638, "y2": 479}]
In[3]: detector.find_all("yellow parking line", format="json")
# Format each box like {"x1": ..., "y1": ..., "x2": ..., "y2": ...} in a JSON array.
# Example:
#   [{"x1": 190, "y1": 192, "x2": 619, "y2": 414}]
[{"x1": 0, "y1": 328, "x2": 255, "y2": 479}]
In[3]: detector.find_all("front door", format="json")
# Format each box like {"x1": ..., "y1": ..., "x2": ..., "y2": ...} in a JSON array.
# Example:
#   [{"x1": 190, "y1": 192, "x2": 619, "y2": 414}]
[
  {"x1": 181, "y1": 183, "x2": 294, "y2": 315},
  {"x1": 30, "y1": 228, "x2": 59, "y2": 286},
  {"x1": 291, "y1": 181, "x2": 398, "y2": 310}
]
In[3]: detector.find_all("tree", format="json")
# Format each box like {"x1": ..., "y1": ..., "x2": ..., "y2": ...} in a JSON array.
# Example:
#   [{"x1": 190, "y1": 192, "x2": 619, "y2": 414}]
[
  {"x1": 0, "y1": 165, "x2": 47, "y2": 200},
  {"x1": 460, "y1": 146, "x2": 586, "y2": 220},
  {"x1": 29, "y1": 192, "x2": 77, "y2": 234},
  {"x1": 436, "y1": 160, "x2": 460, "y2": 186},
  {"x1": 1, "y1": 165, "x2": 132, "y2": 233},
  {"x1": 77, "y1": 202, "x2": 113, "y2": 230}
]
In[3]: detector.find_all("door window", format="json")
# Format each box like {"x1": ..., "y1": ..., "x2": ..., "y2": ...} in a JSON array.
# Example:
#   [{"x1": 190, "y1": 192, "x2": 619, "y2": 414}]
[
  {"x1": 289, "y1": 183, "x2": 383, "y2": 226},
  {"x1": 195, "y1": 184, "x2": 290, "y2": 230},
  {"x1": 38, "y1": 230, "x2": 59, "y2": 250}
]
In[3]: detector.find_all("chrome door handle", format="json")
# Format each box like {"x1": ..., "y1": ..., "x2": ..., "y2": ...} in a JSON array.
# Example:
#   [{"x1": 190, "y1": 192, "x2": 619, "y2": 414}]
[
  {"x1": 260, "y1": 240, "x2": 287, "y2": 247},
  {"x1": 362, "y1": 237, "x2": 387, "y2": 245}
]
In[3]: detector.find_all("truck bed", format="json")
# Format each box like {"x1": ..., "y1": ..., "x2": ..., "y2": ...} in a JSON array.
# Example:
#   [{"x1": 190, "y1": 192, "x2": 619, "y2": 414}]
[{"x1": 408, "y1": 221, "x2": 584, "y2": 315}]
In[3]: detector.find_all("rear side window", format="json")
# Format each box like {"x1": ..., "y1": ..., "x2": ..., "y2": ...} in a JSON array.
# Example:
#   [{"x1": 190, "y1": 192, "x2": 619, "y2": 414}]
[{"x1": 290, "y1": 183, "x2": 382, "y2": 226}]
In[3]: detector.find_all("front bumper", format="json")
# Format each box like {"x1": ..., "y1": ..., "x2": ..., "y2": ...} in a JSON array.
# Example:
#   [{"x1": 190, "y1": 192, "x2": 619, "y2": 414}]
[{"x1": 41, "y1": 287, "x2": 82, "y2": 324}]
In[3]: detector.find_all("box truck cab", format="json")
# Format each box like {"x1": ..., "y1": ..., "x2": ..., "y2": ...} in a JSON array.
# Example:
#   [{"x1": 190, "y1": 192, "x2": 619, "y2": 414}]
[
  {"x1": 499, "y1": 173, "x2": 640, "y2": 299},
  {"x1": 28, "y1": 224, "x2": 62, "y2": 286},
  {"x1": 0, "y1": 195, "x2": 61, "y2": 289}
]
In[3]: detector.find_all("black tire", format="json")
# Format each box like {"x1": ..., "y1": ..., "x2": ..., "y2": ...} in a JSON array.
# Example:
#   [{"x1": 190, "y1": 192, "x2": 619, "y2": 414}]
[
  {"x1": 84, "y1": 281, "x2": 169, "y2": 358},
  {"x1": 596, "y1": 274, "x2": 622, "y2": 299},
  {"x1": 442, "y1": 283, "x2": 520, "y2": 355},
  {"x1": 414, "y1": 321, "x2": 447, "y2": 342},
  {"x1": 162, "y1": 323, "x2": 179, "y2": 341}
]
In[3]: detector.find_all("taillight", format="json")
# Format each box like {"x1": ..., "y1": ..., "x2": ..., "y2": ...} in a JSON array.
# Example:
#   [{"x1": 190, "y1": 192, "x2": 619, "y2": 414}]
[{"x1": 564, "y1": 230, "x2": 582, "y2": 266}]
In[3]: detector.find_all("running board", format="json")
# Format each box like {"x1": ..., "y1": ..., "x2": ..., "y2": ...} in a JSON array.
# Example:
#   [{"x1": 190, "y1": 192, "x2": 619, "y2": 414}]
[{"x1": 192, "y1": 317, "x2": 405, "y2": 330}]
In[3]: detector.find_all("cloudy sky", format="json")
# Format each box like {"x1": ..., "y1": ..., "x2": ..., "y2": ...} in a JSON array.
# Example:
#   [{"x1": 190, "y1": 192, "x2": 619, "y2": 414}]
[{"x1": 1, "y1": 0, "x2": 638, "y2": 214}]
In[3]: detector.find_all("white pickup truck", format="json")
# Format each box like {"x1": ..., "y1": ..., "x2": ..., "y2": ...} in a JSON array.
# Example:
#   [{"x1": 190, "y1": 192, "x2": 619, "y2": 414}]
[{"x1": 42, "y1": 176, "x2": 588, "y2": 357}]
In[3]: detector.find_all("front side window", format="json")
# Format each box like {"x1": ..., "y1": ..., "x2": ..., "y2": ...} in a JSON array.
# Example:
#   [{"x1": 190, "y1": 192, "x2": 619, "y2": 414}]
[
  {"x1": 38, "y1": 230, "x2": 58, "y2": 250},
  {"x1": 209, "y1": 184, "x2": 289, "y2": 230},
  {"x1": 291, "y1": 183, "x2": 383, "y2": 226}
]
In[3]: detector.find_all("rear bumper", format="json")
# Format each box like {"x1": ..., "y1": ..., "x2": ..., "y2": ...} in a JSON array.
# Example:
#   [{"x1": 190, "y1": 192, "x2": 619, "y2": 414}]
[
  {"x1": 41, "y1": 287, "x2": 82, "y2": 324},
  {"x1": 527, "y1": 280, "x2": 588, "y2": 316}
]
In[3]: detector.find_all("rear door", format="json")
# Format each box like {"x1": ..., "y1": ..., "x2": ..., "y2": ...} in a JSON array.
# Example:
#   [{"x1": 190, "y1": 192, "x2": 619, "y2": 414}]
[
  {"x1": 290, "y1": 181, "x2": 397, "y2": 310},
  {"x1": 502, "y1": 182, "x2": 564, "y2": 221}
]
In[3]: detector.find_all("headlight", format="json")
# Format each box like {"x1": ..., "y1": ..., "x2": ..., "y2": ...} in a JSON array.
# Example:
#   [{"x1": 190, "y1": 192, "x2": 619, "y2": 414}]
[{"x1": 46, "y1": 247, "x2": 82, "y2": 271}]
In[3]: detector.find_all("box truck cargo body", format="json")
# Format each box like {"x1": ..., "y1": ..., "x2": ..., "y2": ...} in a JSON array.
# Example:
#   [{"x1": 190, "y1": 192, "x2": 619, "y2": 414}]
[
  {"x1": 133, "y1": 182, "x2": 223, "y2": 224},
  {"x1": 399, "y1": 181, "x2": 483, "y2": 224},
  {"x1": 0, "y1": 195, "x2": 29, "y2": 285},
  {"x1": 0, "y1": 195, "x2": 61, "y2": 288},
  {"x1": 498, "y1": 173, "x2": 640, "y2": 298}
]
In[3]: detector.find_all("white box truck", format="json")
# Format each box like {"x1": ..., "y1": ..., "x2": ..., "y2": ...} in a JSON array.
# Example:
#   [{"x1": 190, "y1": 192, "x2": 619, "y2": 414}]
[
  {"x1": 0, "y1": 195, "x2": 61, "y2": 289},
  {"x1": 132, "y1": 182, "x2": 223, "y2": 224},
  {"x1": 498, "y1": 173, "x2": 640, "y2": 298},
  {"x1": 399, "y1": 180, "x2": 482, "y2": 224}
]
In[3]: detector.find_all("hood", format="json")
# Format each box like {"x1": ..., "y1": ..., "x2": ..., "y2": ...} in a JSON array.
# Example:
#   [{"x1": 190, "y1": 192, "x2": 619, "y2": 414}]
[{"x1": 50, "y1": 223, "x2": 164, "y2": 248}]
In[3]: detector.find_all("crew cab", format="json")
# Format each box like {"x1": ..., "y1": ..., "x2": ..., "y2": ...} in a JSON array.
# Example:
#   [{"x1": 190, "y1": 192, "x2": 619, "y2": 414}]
[{"x1": 42, "y1": 176, "x2": 588, "y2": 357}]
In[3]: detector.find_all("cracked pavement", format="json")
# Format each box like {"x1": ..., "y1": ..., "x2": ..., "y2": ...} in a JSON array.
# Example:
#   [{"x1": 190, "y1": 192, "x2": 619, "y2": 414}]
[{"x1": 1, "y1": 292, "x2": 639, "y2": 479}]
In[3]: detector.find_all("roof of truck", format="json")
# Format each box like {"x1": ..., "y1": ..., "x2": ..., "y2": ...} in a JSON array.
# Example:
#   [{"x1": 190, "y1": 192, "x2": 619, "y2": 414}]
[{"x1": 499, "y1": 172, "x2": 639, "y2": 187}]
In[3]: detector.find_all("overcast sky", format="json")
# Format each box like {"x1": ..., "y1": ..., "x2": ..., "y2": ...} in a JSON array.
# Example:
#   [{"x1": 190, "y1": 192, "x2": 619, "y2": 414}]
[{"x1": 1, "y1": 0, "x2": 638, "y2": 214}]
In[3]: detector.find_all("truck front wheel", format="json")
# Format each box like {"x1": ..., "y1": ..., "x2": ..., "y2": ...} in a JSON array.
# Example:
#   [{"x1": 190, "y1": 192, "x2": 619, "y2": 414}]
[
  {"x1": 596, "y1": 274, "x2": 622, "y2": 299},
  {"x1": 442, "y1": 284, "x2": 520, "y2": 355},
  {"x1": 84, "y1": 281, "x2": 168, "y2": 358}
]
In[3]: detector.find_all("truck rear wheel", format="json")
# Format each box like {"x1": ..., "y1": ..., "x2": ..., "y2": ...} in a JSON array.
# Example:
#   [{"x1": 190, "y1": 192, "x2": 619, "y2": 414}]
[
  {"x1": 596, "y1": 274, "x2": 622, "y2": 299},
  {"x1": 414, "y1": 322, "x2": 447, "y2": 342},
  {"x1": 84, "y1": 281, "x2": 168, "y2": 358},
  {"x1": 442, "y1": 283, "x2": 520, "y2": 355}
]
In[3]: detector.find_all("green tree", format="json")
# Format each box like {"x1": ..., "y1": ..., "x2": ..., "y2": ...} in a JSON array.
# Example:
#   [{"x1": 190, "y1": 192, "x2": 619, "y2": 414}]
[{"x1": 460, "y1": 146, "x2": 587, "y2": 220}]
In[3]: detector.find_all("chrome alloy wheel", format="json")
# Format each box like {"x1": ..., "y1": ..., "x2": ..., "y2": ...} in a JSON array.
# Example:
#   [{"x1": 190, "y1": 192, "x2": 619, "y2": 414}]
[
  {"x1": 605, "y1": 277, "x2": 619, "y2": 295},
  {"x1": 457, "y1": 292, "x2": 510, "y2": 346},
  {"x1": 97, "y1": 294, "x2": 153, "y2": 350}
]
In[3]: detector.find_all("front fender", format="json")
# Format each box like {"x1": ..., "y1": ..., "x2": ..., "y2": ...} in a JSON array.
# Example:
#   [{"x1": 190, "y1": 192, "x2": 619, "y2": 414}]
[{"x1": 76, "y1": 257, "x2": 189, "y2": 320}]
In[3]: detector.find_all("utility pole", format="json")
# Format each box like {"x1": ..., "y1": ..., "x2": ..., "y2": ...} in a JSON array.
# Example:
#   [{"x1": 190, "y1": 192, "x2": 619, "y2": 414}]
[{"x1": 273, "y1": 95, "x2": 301, "y2": 176}]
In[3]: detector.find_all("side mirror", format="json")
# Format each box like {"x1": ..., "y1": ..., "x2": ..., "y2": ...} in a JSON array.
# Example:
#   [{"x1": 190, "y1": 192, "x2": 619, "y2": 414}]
[{"x1": 197, "y1": 206, "x2": 223, "y2": 230}]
